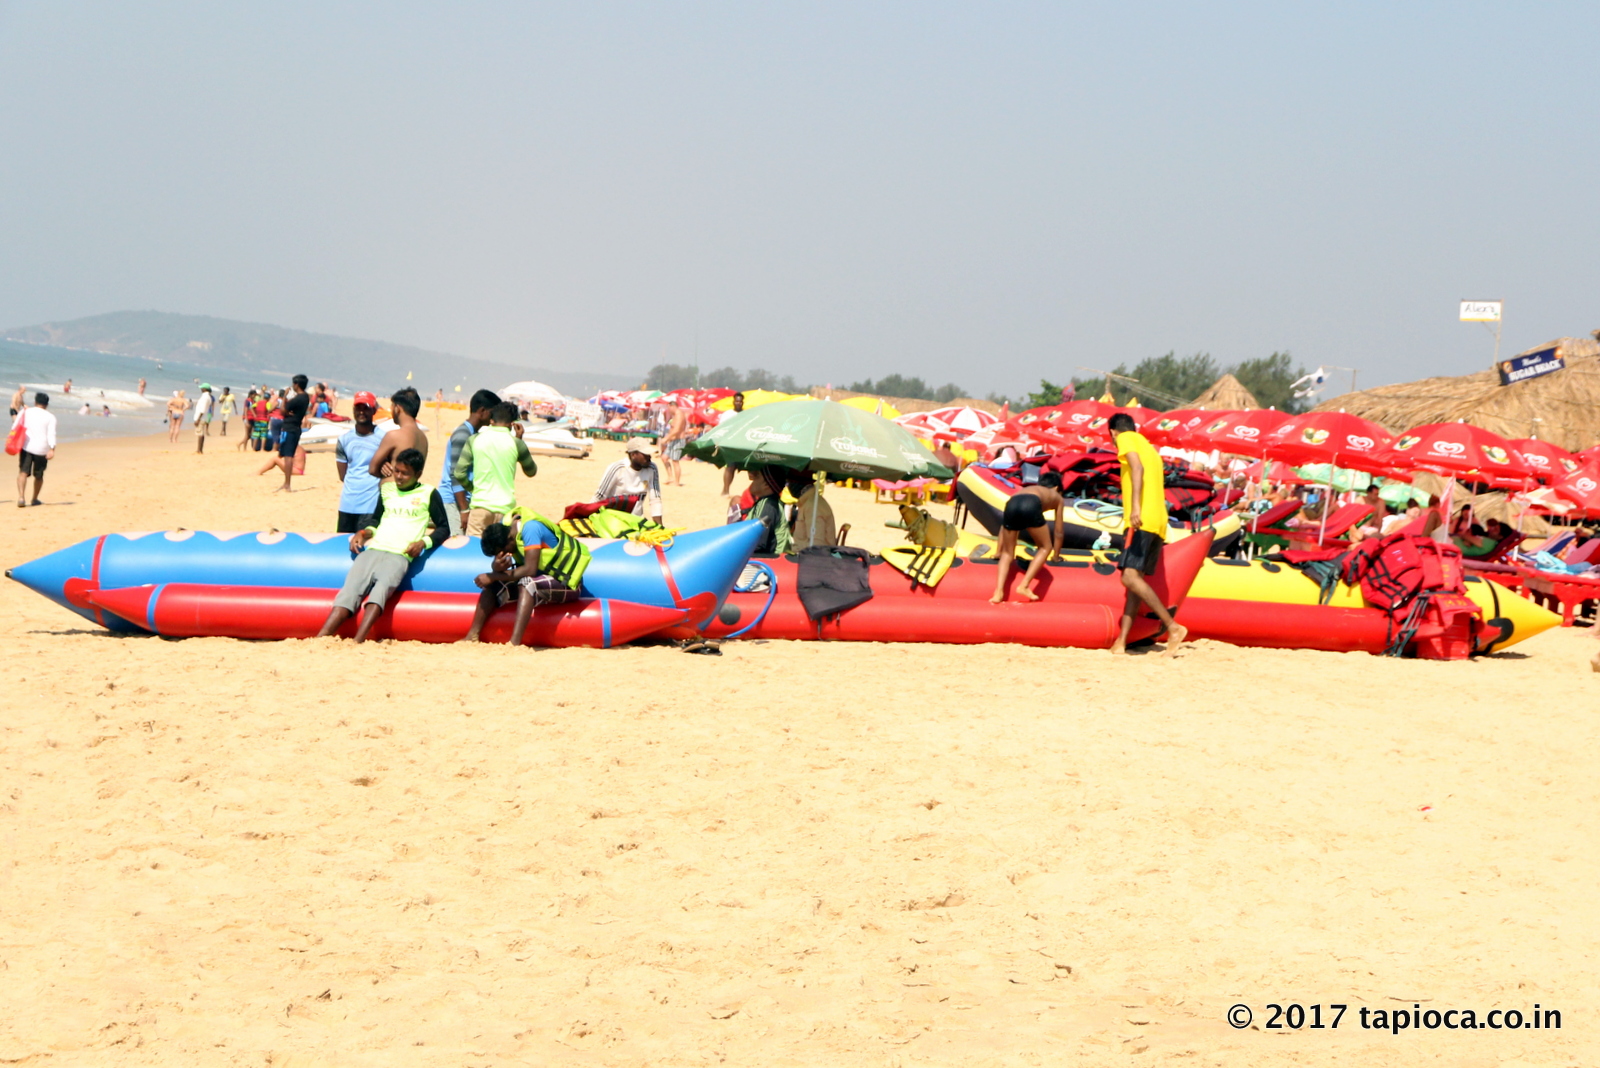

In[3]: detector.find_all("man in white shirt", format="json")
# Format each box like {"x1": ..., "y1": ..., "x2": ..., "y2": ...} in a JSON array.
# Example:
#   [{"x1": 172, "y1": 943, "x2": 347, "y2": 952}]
[
  {"x1": 593, "y1": 437, "x2": 664, "y2": 525},
  {"x1": 193, "y1": 385, "x2": 215, "y2": 453},
  {"x1": 13, "y1": 392, "x2": 57, "y2": 507}
]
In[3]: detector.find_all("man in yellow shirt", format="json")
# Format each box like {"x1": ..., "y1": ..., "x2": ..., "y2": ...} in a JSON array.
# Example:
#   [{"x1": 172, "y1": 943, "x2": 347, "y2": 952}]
[{"x1": 1109, "y1": 413, "x2": 1186, "y2": 656}]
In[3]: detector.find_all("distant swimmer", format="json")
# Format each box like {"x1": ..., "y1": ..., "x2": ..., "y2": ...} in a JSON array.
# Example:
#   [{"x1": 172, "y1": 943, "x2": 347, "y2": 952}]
[
  {"x1": 62, "y1": 379, "x2": 72, "y2": 394},
  {"x1": 137, "y1": 377, "x2": 146, "y2": 396},
  {"x1": 368, "y1": 387, "x2": 428, "y2": 481}
]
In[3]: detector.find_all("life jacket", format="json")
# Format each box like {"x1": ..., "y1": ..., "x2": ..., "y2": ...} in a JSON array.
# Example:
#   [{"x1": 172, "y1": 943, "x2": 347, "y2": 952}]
[
  {"x1": 366, "y1": 480, "x2": 436, "y2": 559},
  {"x1": 559, "y1": 507, "x2": 662, "y2": 540},
  {"x1": 510, "y1": 508, "x2": 590, "y2": 589},
  {"x1": 1342, "y1": 533, "x2": 1464, "y2": 612}
]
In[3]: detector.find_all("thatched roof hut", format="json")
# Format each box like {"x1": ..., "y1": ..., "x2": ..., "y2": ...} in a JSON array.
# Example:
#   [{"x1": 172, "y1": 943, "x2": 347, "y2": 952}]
[
  {"x1": 1313, "y1": 333, "x2": 1600, "y2": 452},
  {"x1": 1190, "y1": 373, "x2": 1259, "y2": 410}
]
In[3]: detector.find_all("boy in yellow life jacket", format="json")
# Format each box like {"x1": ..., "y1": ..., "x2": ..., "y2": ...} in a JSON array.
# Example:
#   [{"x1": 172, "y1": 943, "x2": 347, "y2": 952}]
[
  {"x1": 316, "y1": 448, "x2": 448, "y2": 643},
  {"x1": 460, "y1": 507, "x2": 589, "y2": 647}
]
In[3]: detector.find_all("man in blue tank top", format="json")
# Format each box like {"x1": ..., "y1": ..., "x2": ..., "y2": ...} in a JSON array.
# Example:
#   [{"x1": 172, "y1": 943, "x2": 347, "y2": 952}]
[{"x1": 334, "y1": 392, "x2": 387, "y2": 533}]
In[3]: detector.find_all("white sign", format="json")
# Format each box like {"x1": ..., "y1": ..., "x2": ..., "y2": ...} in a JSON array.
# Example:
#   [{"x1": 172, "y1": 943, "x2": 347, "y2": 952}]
[{"x1": 1460, "y1": 300, "x2": 1502, "y2": 322}]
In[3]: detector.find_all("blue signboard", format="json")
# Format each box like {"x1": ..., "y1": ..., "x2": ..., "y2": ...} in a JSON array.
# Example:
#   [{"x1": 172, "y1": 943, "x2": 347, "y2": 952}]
[{"x1": 1498, "y1": 346, "x2": 1565, "y2": 386}]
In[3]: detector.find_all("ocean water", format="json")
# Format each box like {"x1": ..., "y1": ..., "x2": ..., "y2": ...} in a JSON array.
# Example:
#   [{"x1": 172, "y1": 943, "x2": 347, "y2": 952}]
[{"x1": 0, "y1": 339, "x2": 276, "y2": 442}]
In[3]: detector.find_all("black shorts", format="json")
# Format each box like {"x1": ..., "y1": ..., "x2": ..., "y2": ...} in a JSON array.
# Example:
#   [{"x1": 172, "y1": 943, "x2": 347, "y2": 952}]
[
  {"x1": 1120, "y1": 528, "x2": 1164, "y2": 575},
  {"x1": 277, "y1": 427, "x2": 302, "y2": 458},
  {"x1": 337, "y1": 510, "x2": 377, "y2": 534},
  {"x1": 1002, "y1": 492, "x2": 1046, "y2": 532},
  {"x1": 18, "y1": 451, "x2": 47, "y2": 477}
]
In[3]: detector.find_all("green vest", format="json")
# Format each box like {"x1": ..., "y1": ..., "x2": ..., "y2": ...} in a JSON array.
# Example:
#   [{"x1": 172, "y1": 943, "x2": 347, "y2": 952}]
[
  {"x1": 366, "y1": 480, "x2": 436, "y2": 559},
  {"x1": 469, "y1": 426, "x2": 521, "y2": 514},
  {"x1": 511, "y1": 507, "x2": 590, "y2": 589},
  {"x1": 560, "y1": 508, "x2": 662, "y2": 540}
]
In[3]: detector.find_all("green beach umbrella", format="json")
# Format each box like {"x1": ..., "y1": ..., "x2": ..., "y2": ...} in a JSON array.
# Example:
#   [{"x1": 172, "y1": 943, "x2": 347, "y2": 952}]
[
  {"x1": 686, "y1": 399, "x2": 954, "y2": 481},
  {"x1": 1378, "y1": 480, "x2": 1430, "y2": 508},
  {"x1": 1292, "y1": 463, "x2": 1371, "y2": 493}
]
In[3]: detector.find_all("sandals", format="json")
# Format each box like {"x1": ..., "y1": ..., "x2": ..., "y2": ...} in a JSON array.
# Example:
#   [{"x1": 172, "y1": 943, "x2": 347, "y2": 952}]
[{"x1": 680, "y1": 638, "x2": 723, "y2": 656}]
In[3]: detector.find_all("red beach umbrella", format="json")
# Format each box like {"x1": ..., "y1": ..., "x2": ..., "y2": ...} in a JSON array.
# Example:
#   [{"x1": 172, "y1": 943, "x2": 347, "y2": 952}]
[
  {"x1": 1507, "y1": 439, "x2": 1580, "y2": 483},
  {"x1": 1380, "y1": 422, "x2": 1533, "y2": 482},
  {"x1": 1194, "y1": 409, "x2": 1295, "y2": 458},
  {"x1": 1140, "y1": 408, "x2": 1214, "y2": 448},
  {"x1": 1262, "y1": 411, "x2": 1394, "y2": 472}
]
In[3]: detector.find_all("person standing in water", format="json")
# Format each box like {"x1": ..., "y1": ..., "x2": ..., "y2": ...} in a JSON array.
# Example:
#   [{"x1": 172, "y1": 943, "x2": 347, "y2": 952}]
[
  {"x1": 1107, "y1": 412, "x2": 1185, "y2": 656},
  {"x1": 137, "y1": 377, "x2": 147, "y2": 397},
  {"x1": 989, "y1": 472, "x2": 1068, "y2": 603}
]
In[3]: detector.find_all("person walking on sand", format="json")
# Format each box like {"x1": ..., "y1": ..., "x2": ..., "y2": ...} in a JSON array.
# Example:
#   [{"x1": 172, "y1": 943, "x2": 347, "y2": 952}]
[
  {"x1": 989, "y1": 471, "x2": 1068, "y2": 603},
  {"x1": 315, "y1": 448, "x2": 448, "y2": 643},
  {"x1": 166, "y1": 391, "x2": 188, "y2": 443},
  {"x1": 659, "y1": 402, "x2": 689, "y2": 487},
  {"x1": 193, "y1": 385, "x2": 215, "y2": 453},
  {"x1": 452, "y1": 402, "x2": 538, "y2": 536},
  {"x1": 335, "y1": 392, "x2": 387, "y2": 533},
  {"x1": 265, "y1": 375, "x2": 310, "y2": 492},
  {"x1": 438, "y1": 389, "x2": 500, "y2": 538},
  {"x1": 12, "y1": 392, "x2": 56, "y2": 507},
  {"x1": 1107, "y1": 412, "x2": 1185, "y2": 656},
  {"x1": 367, "y1": 387, "x2": 428, "y2": 480},
  {"x1": 218, "y1": 387, "x2": 236, "y2": 436}
]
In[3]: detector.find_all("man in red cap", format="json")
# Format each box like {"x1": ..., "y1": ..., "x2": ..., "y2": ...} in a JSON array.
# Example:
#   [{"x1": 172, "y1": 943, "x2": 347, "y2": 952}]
[{"x1": 334, "y1": 391, "x2": 387, "y2": 532}]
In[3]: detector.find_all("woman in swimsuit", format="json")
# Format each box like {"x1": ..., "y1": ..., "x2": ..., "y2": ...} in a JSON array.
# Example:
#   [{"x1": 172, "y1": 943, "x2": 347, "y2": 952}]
[{"x1": 990, "y1": 472, "x2": 1068, "y2": 603}]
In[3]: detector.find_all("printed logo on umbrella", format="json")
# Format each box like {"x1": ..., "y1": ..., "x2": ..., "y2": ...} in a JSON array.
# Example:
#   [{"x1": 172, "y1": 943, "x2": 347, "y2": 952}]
[
  {"x1": 1345, "y1": 435, "x2": 1375, "y2": 450},
  {"x1": 1229, "y1": 426, "x2": 1260, "y2": 439},
  {"x1": 1431, "y1": 441, "x2": 1466, "y2": 457},
  {"x1": 1524, "y1": 453, "x2": 1550, "y2": 467},
  {"x1": 1088, "y1": 417, "x2": 1108, "y2": 429},
  {"x1": 1157, "y1": 418, "x2": 1180, "y2": 432},
  {"x1": 745, "y1": 426, "x2": 797, "y2": 444},
  {"x1": 1577, "y1": 478, "x2": 1598, "y2": 493},
  {"x1": 1067, "y1": 412, "x2": 1091, "y2": 424},
  {"x1": 1205, "y1": 418, "x2": 1230, "y2": 434},
  {"x1": 1299, "y1": 428, "x2": 1330, "y2": 446},
  {"x1": 829, "y1": 437, "x2": 883, "y2": 458},
  {"x1": 838, "y1": 461, "x2": 875, "y2": 474},
  {"x1": 1561, "y1": 458, "x2": 1579, "y2": 473},
  {"x1": 1481, "y1": 445, "x2": 1510, "y2": 465},
  {"x1": 1395, "y1": 435, "x2": 1421, "y2": 450}
]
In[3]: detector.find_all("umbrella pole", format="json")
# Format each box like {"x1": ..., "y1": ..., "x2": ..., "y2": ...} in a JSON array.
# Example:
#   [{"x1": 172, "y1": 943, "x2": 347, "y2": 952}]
[
  {"x1": 809, "y1": 470, "x2": 825, "y2": 549},
  {"x1": 1317, "y1": 466, "x2": 1336, "y2": 548}
]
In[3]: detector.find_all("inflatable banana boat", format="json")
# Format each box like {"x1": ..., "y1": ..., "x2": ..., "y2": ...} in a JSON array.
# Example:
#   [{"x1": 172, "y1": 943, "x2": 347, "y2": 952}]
[
  {"x1": 7, "y1": 522, "x2": 763, "y2": 637},
  {"x1": 955, "y1": 465, "x2": 1240, "y2": 549},
  {"x1": 934, "y1": 525, "x2": 1558, "y2": 654},
  {"x1": 681, "y1": 530, "x2": 1213, "y2": 648},
  {"x1": 86, "y1": 584, "x2": 684, "y2": 647}
]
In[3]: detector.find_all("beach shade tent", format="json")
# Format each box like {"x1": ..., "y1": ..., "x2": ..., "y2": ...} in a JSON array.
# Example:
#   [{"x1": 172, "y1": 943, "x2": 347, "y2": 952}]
[
  {"x1": 1509, "y1": 438, "x2": 1580, "y2": 483},
  {"x1": 1140, "y1": 409, "x2": 1214, "y2": 448},
  {"x1": 838, "y1": 395, "x2": 902, "y2": 419},
  {"x1": 1190, "y1": 372, "x2": 1261, "y2": 411},
  {"x1": 685, "y1": 399, "x2": 953, "y2": 482},
  {"x1": 1378, "y1": 422, "x2": 1534, "y2": 483},
  {"x1": 1194, "y1": 409, "x2": 1295, "y2": 458}
]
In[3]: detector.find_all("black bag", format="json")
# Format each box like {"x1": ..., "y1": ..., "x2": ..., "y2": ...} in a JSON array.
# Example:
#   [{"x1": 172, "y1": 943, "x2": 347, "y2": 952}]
[{"x1": 796, "y1": 546, "x2": 874, "y2": 621}]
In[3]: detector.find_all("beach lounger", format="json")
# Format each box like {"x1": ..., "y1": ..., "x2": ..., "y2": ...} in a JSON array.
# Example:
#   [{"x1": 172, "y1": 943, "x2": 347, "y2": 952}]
[
  {"x1": 1518, "y1": 569, "x2": 1600, "y2": 625},
  {"x1": 1266, "y1": 502, "x2": 1376, "y2": 551},
  {"x1": 1241, "y1": 499, "x2": 1303, "y2": 554}
]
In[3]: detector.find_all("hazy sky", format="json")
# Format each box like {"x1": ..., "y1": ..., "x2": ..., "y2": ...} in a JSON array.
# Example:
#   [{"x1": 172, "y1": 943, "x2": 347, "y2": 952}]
[{"x1": 2, "y1": 2, "x2": 1596, "y2": 397}]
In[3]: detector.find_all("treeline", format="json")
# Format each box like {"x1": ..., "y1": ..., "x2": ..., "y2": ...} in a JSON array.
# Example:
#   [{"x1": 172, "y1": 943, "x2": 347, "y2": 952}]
[
  {"x1": 643, "y1": 363, "x2": 807, "y2": 394},
  {"x1": 846, "y1": 375, "x2": 967, "y2": 403},
  {"x1": 1017, "y1": 351, "x2": 1310, "y2": 413}
]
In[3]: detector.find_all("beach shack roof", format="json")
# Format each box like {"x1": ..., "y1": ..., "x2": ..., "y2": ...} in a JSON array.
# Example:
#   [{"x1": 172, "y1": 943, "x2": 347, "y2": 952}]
[
  {"x1": 1190, "y1": 372, "x2": 1260, "y2": 411},
  {"x1": 1311, "y1": 334, "x2": 1600, "y2": 453}
]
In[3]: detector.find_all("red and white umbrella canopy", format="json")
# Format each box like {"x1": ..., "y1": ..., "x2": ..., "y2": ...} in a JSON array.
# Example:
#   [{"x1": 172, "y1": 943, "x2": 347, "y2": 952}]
[
  {"x1": 1193, "y1": 409, "x2": 1295, "y2": 458},
  {"x1": 1550, "y1": 464, "x2": 1600, "y2": 517},
  {"x1": 926, "y1": 406, "x2": 998, "y2": 433},
  {"x1": 1510, "y1": 438, "x2": 1580, "y2": 483},
  {"x1": 1380, "y1": 422, "x2": 1533, "y2": 481},
  {"x1": 1140, "y1": 408, "x2": 1213, "y2": 448},
  {"x1": 1262, "y1": 411, "x2": 1394, "y2": 472}
]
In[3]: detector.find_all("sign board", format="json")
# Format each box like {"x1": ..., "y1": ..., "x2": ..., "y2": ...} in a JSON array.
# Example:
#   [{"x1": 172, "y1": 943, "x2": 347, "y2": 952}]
[
  {"x1": 1460, "y1": 300, "x2": 1502, "y2": 322},
  {"x1": 1498, "y1": 346, "x2": 1565, "y2": 386}
]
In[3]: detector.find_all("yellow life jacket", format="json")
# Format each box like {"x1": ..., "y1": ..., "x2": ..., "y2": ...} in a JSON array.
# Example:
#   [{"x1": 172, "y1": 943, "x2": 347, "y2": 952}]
[{"x1": 510, "y1": 507, "x2": 590, "y2": 589}]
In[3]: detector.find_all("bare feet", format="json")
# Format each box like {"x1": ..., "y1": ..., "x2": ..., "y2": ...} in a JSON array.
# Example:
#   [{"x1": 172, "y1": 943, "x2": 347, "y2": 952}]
[
  {"x1": 990, "y1": 591, "x2": 1005, "y2": 605},
  {"x1": 1109, "y1": 640, "x2": 1126, "y2": 655},
  {"x1": 458, "y1": 633, "x2": 482, "y2": 644},
  {"x1": 1017, "y1": 586, "x2": 1040, "y2": 602},
  {"x1": 1164, "y1": 623, "x2": 1188, "y2": 658},
  {"x1": 1591, "y1": 652, "x2": 1600, "y2": 674}
]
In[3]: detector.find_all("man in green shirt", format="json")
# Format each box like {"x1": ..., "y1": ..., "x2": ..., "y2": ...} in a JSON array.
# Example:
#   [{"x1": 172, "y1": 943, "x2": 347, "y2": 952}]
[
  {"x1": 452, "y1": 402, "x2": 538, "y2": 537},
  {"x1": 316, "y1": 448, "x2": 449, "y2": 643}
]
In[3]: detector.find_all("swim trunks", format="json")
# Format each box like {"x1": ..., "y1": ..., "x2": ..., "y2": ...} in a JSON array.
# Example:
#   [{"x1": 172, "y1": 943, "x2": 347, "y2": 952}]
[
  {"x1": 1119, "y1": 528, "x2": 1164, "y2": 575},
  {"x1": 1002, "y1": 492, "x2": 1046, "y2": 532}
]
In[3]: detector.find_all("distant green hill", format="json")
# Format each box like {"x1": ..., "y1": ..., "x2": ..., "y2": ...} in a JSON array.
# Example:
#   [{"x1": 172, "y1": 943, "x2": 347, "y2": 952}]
[{"x1": 3, "y1": 310, "x2": 636, "y2": 397}]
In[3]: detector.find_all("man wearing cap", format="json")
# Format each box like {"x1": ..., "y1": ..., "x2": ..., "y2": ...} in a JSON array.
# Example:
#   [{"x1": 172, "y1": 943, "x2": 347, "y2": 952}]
[
  {"x1": 593, "y1": 437, "x2": 664, "y2": 525},
  {"x1": 335, "y1": 392, "x2": 388, "y2": 533},
  {"x1": 193, "y1": 384, "x2": 214, "y2": 453}
]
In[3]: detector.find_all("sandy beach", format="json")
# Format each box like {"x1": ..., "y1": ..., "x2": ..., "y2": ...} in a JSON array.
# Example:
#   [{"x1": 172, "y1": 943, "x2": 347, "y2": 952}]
[{"x1": 2, "y1": 426, "x2": 1596, "y2": 1065}]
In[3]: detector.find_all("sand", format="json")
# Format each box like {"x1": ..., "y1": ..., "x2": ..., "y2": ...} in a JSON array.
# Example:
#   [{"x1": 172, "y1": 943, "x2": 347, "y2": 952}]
[{"x1": 2, "y1": 425, "x2": 1597, "y2": 1066}]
